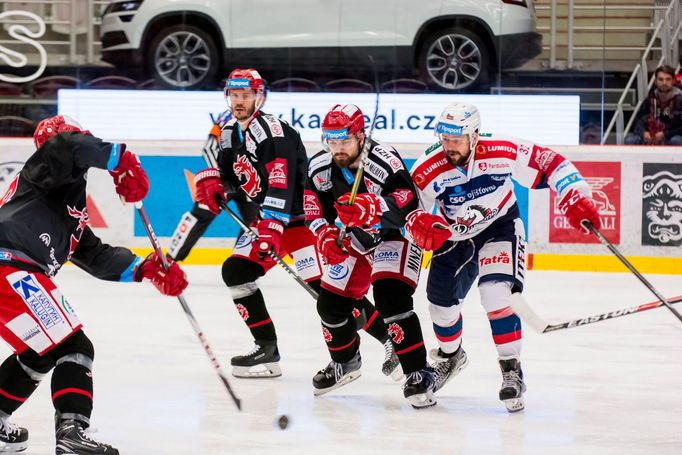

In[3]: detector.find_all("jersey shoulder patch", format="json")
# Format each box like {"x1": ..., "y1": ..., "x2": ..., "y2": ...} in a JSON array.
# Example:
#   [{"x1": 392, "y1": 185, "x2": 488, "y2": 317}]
[
  {"x1": 424, "y1": 141, "x2": 442, "y2": 156},
  {"x1": 261, "y1": 114, "x2": 285, "y2": 138},
  {"x1": 370, "y1": 143, "x2": 405, "y2": 172}
]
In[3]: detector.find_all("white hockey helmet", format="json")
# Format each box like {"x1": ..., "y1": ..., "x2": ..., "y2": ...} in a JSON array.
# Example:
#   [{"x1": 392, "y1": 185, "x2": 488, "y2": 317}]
[{"x1": 435, "y1": 102, "x2": 481, "y2": 149}]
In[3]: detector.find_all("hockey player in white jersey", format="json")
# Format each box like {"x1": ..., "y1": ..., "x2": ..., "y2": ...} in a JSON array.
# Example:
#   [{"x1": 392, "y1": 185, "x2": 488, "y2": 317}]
[{"x1": 405, "y1": 102, "x2": 601, "y2": 412}]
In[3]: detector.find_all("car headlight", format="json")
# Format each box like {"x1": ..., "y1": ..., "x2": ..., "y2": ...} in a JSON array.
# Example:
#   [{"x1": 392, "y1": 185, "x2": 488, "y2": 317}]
[{"x1": 102, "y1": 0, "x2": 144, "y2": 16}]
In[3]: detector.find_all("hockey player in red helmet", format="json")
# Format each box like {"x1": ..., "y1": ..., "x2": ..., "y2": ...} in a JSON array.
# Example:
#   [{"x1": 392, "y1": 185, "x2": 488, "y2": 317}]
[
  {"x1": 0, "y1": 115, "x2": 187, "y2": 453},
  {"x1": 305, "y1": 103, "x2": 437, "y2": 408},
  {"x1": 224, "y1": 68, "x2": 266, "y2": 124}
]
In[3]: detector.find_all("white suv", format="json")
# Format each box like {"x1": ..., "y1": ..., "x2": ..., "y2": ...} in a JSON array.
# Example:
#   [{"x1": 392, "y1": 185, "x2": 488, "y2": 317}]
[{"x1": 100, "y1": 0, "x2": 541, "y2": 91}]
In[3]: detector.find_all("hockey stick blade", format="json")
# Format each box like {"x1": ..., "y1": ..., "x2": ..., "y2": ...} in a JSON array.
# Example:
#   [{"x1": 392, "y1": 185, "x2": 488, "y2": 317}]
[
  {"x1": 134, "y1": 202, "x2": 242, "y2": 410},
  {"x1": 218, "y1": 201, "x2": 319, "y2": 300}
]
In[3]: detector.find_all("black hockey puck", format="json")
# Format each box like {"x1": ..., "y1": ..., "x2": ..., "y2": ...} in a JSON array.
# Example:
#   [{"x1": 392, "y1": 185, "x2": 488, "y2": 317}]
[{"x1": 277, "y1": 414, "x2": 289, "y2": 430}]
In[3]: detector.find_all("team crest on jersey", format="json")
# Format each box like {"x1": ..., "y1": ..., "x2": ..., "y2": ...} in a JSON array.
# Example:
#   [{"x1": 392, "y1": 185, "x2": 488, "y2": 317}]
[
  {"x1": 266, "y1": 158, "x2": 288, "y2": 189},
  {"x1": 0, "y1": 174, "x2": 19, "y2": 207},
  {"x1": 531, "y1": 146, "x2": 557, "y2": 171},
  {"x1": 322, "y1": 326, "x2": 332, "y2": 343},
  {"x1": 363, "y1": 177, "x2": 381, "y2": 195},
  {"x1": 66, "y1": 205, "x2": 89, "y2": 260},
  {"x1": 235, "y1": 304, "x2": 249, "y2": 321},
  {"x1": 452, "y1": 205, "x2": 494, "y2": 235},
  {"x1": 390, "y1": 189, "x2": 413, "y2": 208},
  {"x1": 303, "y1": 191, "x2": 322, "y2": 218},
  {"x1": 233, "y1": 155, "x2": 262, "y2": 198},
  {"x1": 388, "y1": 323, "x2": 404, "y2": 344},
  {"x1": 313, "y1": 169, "x2": 332, "y2": 191}
]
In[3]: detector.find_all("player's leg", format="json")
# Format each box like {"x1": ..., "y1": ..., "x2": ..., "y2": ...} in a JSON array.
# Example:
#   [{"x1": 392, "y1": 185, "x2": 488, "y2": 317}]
[
  {"x1": 425, "y1": 239, "x2": 478, "y2": 393},
  {"x1": 313, "y1": 253, "x2": 373, "y2": 395},
  {"x1": 370, "y1": 238, "x2": 434, "y2": 408},
  {"x1": 222, "y1": 231, "x2": 279, "y2": 378},
  {"x1": 477, "y1": 218, "x2": 527, "y2": 412}
]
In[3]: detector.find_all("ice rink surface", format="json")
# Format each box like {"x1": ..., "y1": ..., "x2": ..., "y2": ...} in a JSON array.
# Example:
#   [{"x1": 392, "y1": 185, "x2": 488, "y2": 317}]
[{"x1": 4, "y1": 265, "x2": 681, "y2": 455}]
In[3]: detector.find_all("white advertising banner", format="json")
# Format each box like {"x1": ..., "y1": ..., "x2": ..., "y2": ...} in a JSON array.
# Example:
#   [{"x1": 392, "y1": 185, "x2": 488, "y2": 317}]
[{"x1": 58, "y1": 90, "x2": 580, "y2": 146}]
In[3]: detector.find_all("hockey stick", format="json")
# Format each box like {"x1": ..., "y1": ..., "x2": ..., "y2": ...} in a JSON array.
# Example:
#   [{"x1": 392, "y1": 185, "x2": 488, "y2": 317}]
[
  {"x1": 513, "y1": 293, "x2": 682, "y2": 333},
  {"x1": 218, "y1": 200, "x2": 319, "y2": 300},
  {"x1": 134, "y1": 202, "x2": 242, "y2": 410},
  {"x1": 337, "y1": 56, "x2": 381, "y2": 244},
  {"x1": 584, "y1": 221, "x2": 682, "y2": 325}
]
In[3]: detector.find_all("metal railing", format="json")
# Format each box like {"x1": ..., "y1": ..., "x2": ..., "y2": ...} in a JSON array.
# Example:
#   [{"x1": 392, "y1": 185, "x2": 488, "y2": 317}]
[{"x1": 602, "y1": 0, "x2": 682, "y2": 144}]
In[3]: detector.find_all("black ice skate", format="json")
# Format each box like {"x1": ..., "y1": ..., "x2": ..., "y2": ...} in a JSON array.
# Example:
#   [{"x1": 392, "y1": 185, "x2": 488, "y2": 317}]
[
  {"x1": 429, "y1": 346, "x2": 469, "y2": 392},
  {"x1": 55, "y1": 420, "x2": 118, "y2": 455},
  {"x1": 381, "y1": 339, "x2": 403, "y2": 381},
  {"x1": 402, "y1": 366, "x2": 436, "y2": 409},
  {"x1": 0, "y1": 417, "x2": 28, "y2": 452},
  {"x1": 230, "y1": 343, "x2": 282, "y2": 378},
  {"x1": 499, "y1": 357, "x2": 526, "y2": 412},
  {"x1": 312, "y1": 350, "x2": 362, "y2": 396}
]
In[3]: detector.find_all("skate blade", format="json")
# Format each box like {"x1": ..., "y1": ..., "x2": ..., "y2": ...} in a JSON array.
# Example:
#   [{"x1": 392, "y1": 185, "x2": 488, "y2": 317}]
[
  {"x1": 408, "y1": 392, "x2": 437, "y2": 409},
  {"x1": 313, "y1": 371, "x2": 362, "y2": 396},
  {"x1": 503, "y1": 397, "x2": 525, "y2": 412},
  {"x1": 0, "y1": 441, "x2": 28, "y2": 452},
  {"x1": 232, "y1": 362, "x2": 282, "y2": 378}
]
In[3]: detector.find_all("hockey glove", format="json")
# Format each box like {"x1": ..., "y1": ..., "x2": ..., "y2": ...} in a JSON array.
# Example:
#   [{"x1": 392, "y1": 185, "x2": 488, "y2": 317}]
[
  {"x1": 135, "y1": 253, "x2": 188, "y2": 297},
  {"x1": 250, "y1": 219, "x2": 284, "y2": 261},
  {"x1": 195, "y1": 168, "x2": 226, "y2": 215},
  {"x1": 405, "y1": 209, "x2": 452, "y2": 251},
  {"x1": 316, "y1": 225, "x2": 350, "y2": 265},
  {"x1": 110, "y1": 151, "x2": 149, "y2": 203},
  {"x1": 558, "y1": 188, "x2": 601, "y2": 233},
  {"x1": 335, "y1": 193, "x2": 382, "y2": 227}
]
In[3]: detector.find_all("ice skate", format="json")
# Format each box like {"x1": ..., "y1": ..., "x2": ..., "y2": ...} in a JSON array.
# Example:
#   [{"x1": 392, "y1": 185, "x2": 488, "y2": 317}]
[
  {"x1": 231, "y1": 343, "x2": 282, "y2": 378},
  {"x1": 498, "y1": 357, "x2": 526, "y2": 412},
  {"x1": 312, "y1": 350, "x2": 362, "y2": 396},
  {"x1": 429, "y1": 346, "x2": 469, "y2": 392},
  {"x1": 381, "y1": 339, "x2": 403, "y2": 381},
  {"x1": 55, "y1": 420, "x2": 118, "y2": 455},
  {"x1": 402, "y1": 366, "x2": 436, "y2": 409},
  {"x1": 0, "y1": 417, "x2": 28, "y2": 453}
]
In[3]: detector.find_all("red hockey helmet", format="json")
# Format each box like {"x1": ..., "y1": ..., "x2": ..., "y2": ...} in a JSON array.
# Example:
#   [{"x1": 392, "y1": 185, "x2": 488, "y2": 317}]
[
  {"x1": 224, "y1": 68, "x2": 265, "y2": 94},
  {"x1": 33, "y1": 115, "x2": 86, "y2": 149},
  {"x1": 321, "y1": 104, "x2": 365, "y2": 141}
]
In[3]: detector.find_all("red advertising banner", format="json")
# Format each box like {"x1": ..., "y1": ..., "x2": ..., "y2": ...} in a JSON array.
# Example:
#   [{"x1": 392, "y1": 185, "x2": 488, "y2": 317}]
[{"x1": 549, "y1": 161, "x2": 621, "y2": 244}]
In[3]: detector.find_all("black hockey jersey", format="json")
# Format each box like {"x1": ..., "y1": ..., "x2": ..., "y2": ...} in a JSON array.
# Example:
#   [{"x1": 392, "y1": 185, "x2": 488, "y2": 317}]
[
  {"x1": 0, "y1": 132, "x2": 139, "y2": 279},
  {"x1": 305, "y1": 139, "x2": 419, "y2": 253},
  {"x1": 217, "y1": 112, "x2": 307, "y2": 224}
]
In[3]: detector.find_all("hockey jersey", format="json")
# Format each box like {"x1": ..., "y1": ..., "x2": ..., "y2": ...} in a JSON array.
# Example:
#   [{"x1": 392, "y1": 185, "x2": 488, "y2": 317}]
[
  {"x1": 410, "y1": 135, "x2": 592, "y2": 240},
  {"x1": 305, "y1": 139, "x2": 419, "y2": 253},
  {"x1": 217, "y1": 112, "x2": 307, "y2": 224},
  {"x1": 0, "y1": 133, "x2": 139, "y2": 279}
]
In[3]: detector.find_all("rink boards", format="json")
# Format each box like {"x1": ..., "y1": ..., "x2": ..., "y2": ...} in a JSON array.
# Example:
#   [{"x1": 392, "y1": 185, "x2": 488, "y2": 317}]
[{"x1": 1, "y1": 139, "x2": 681, "y2": 274}]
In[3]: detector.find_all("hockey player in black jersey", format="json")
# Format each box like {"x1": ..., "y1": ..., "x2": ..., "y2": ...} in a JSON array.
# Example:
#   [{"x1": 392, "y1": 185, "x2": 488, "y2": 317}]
[
  {"x1": 193, "y1": 69, "x2": 398, "y2": 380},
  {"x1": 167, "y1": 109, "x2": 260, "y2": 262},
  {"x1": 0, "y1": 115, "x2": 188, "y2": 454},
  {"x1": 305, "y1": 104, "x2": 436, "y2": 408}
]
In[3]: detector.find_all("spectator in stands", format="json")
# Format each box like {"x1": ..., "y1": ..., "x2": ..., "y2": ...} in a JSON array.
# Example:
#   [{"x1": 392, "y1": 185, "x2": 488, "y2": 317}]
[{"x1": 625, "y1": 65, "x2": 682, "y2": 145}]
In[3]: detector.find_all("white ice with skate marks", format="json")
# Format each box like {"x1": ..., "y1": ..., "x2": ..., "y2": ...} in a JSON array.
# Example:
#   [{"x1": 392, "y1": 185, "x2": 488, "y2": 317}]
[{"x1": 3, "y1": 266, "x2": 681, "y2": 454}]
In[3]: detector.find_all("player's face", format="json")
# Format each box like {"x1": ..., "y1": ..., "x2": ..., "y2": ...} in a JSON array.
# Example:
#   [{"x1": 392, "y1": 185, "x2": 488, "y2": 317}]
[
  {"x1": 228, "y1": 89, "x2": 257, "y2": 120},
  {"x1": 328, "y1": 133, "x2": 363, "y2": 168},
  {"x1": 441, "y1": 133, "x2": 472, "y2": 167}
]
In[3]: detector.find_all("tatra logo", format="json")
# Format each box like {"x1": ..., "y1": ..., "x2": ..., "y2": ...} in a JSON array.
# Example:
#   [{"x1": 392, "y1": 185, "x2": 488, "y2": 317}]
[
  {"x1": 479, "y1": 251, "x2": 510, "y2": 266},
  {"x1": 233, "y1": 155, "x2": 262, "y2": 198}
]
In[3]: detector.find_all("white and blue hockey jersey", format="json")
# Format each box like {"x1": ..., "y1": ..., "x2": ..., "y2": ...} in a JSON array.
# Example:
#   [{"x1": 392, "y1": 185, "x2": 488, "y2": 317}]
[{"x1": 410, "y1": 135, "x2": 592, "y2": 241}]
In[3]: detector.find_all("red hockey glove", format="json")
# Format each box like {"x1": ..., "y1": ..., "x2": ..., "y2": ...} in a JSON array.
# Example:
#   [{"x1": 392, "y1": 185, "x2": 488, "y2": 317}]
[
  {"x1": 135, "y1": 253, "x2": 188, "y2": 297},
  {"x1": 335, "y1": 193, "x2": 382, "y2": 227},
  {"x1": 194, "y1": 168, "x2": 226, "y2": 215},
  {"x1": 405, "y1": 209, "x2": 452, "y2": 251},
  {"x1": 250, "y1": 219, "x2": 284, "y2": 261},
  {"x1": 316, "y1": 225, "x2": 350, "y2": 265},
  {"x1": 109, "y1": 151, "x2": 149, "y2": 203},
  {"x1": 558, "y1": 188, "x2": 601, "y2": 233}
]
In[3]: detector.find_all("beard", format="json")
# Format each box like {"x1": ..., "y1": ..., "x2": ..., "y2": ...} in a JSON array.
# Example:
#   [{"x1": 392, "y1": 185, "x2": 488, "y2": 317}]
[{"x1": 233, "y1": 104, "x2": 254, "y2": 121}]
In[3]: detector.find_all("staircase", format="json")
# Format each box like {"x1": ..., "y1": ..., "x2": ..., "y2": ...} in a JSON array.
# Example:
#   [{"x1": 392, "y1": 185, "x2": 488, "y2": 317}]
[{"x1": 530, "y1": 0, "x2": 658, "y2": 72}]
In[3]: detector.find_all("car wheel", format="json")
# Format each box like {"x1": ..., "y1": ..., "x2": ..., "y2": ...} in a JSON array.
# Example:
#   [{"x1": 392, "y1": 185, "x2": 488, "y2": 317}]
[
  {"x1": 147, "y1": 24, "x2": 219, "y2": 89},
  {"x1": 419, "y1": 28, "x2": 489, "y2": 92}
]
